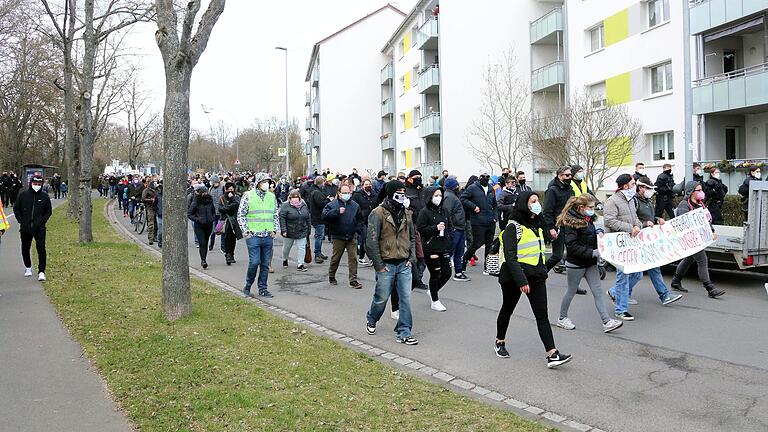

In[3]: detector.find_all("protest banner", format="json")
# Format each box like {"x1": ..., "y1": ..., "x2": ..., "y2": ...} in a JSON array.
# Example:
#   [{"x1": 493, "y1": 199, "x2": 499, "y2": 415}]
[{"x1": 597, "y1": 207, "x2": 715, "y2": 273}]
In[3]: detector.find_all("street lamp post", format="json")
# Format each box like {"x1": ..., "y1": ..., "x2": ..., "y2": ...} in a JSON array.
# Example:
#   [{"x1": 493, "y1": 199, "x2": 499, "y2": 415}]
[{"x1": 275, "y1": 46, "x2": 289, "y2": 178}]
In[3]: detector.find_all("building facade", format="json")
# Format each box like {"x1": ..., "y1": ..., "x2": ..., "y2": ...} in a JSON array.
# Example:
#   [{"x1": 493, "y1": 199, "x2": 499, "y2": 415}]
[{"x1": 304, "y1": 4, "x2": 406, "y2": 176}]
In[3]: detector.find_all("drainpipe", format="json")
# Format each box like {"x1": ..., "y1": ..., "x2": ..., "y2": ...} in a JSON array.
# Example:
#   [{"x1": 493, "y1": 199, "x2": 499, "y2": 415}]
[{"x1": 683, "y1": 0, "x2": 694, "y2": 182}]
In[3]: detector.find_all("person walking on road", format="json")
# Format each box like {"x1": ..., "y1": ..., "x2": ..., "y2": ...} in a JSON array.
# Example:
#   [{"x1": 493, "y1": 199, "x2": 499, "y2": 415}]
[
  {"x1": 0, "y1": 198, "x2": 10, "y2": 248},
  {"x1": 555, "y1": 195, "x2": 624, "y2": 333},
  {"x1": 155, "y1": 182, "x2": 164, "y2": 248},
  {"x1": 416, "y1": 186, "x2": 452, "y2": 312},
  {"x1": 278, "y1": 189, "x2": 310, "y2": 272},
  {"x1": 542, "y1": 166, "x2": 575, "y2": 273},
  {"x1": 365, "y1": 180, "x2": 418, "y2": 345},
  {"x1": 14, "y1": 174, "x2": 52, "y2": 281},
  {"x1": 494, "y1": 190, "x2": 572, "y2": 368},
  {"x1": 308, "y1": 176, "x2": 331, "y2": 264},
  {"x1": 405, "y1": 170, "x2": 428, "y2": 290},
  {"x1": 670, "y1": 182, "x2": 726, "y2": 298},
  {"x1": 208, "y1": 175, "x2": 224, "y2": 252},
  {"x1": 219, "y1": 182, "x2": 242, "y2": 265},
  {"x1": 188, "y1": 183, "x2": 216, "y2": 269},
  {"x1": 654, "y1": 163, "x2": 676, "y2": 220},
  {"x1": 603, "y1": 174, "x2": 643, "y2": 321},
  {"x1": 238, "y1": 173, "x2": 278, "y2": 298},
  {"x1": 142, "y1": 180, "x2": 158, "y2": 245},
  {"x1": 443, "y1": 177, "x2": 469, "y2": 282},
  {"x1": 322, "y1": 184, "x2": 364, "y2": 289},
  {"x1": 352, "y1": 179, "x2": 377, "y2": 267},
  {"x1": 461, "y1": 169, "x2": 498, "y2": 275}
]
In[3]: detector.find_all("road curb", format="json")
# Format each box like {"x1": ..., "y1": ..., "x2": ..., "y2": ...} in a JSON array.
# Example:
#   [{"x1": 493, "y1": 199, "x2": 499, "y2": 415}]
[{"x1": 105, "y1": 201, "x2": 605, "y2": 432}]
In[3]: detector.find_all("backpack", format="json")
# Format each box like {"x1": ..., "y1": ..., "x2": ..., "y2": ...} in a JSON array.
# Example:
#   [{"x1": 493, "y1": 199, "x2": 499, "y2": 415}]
[{"x1": 486, "y1": 220, "x2": 523, "y2": 277}]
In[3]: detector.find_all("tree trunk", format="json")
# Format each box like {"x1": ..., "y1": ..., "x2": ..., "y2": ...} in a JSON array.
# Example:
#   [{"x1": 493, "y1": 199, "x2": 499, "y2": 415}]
[
  {"x1": 162, "y1": 67, "x2": 192, "y2": 320},
  {"x1": 77, "y1": 0, "x2": 95, "y2": 243},
  {"x1": 64, "y1": 0, "x2": 80, "y2": 219}
]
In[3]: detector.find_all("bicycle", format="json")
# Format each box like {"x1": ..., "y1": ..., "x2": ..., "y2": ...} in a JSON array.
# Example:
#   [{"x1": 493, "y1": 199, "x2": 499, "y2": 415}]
[{"x1": 134, "y1": 202, "x2": 146, "y2": 234}]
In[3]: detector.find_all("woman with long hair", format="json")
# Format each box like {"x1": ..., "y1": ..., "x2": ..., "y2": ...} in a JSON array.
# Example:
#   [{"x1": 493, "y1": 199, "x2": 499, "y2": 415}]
[
  {"x1": 219, "y1": 182, "x2": 243, "y2": 265},
  {"x1": 188, "y1": 184, "x2": 216, "y2": 269},
  {"x1": 278, "y1": 189, "x2": 311, "y2": 272},
  {"x1": 555, "y1": 195, "x2": 623, "y2": 333},
  {"x1": 416, "y1": 186, "x2": 453, "y2": 311},
  {"x1": 495, "y1": 191, "x2": 572, "y2": 368}
]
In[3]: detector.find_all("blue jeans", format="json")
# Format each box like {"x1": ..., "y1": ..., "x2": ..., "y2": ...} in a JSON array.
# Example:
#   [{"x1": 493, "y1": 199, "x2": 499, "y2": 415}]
[
  {"x1": 156, "y1": 216, "x2": 163, "y2": 246},
  {"x1": 128, "y1": 200, "x2": 137, "y2": 221},
  {"x1": 629, "y1": 267, "x2": 669, "y2": 301},
  {"x1": 244, "y1": 236, "x2": 273, "y2": 293},
  {"x1": 609, "y1": 269, "x2": 642, "y2": 314},
  {"x1": 366, "y1": 262, "x2": 413, "y2": 338},
  {"x1": 313, "y1": 224, "x2": 325, "y2": 256},
  {"x1": 449, "y1": 229, "x2": 466, "y2": 274}
]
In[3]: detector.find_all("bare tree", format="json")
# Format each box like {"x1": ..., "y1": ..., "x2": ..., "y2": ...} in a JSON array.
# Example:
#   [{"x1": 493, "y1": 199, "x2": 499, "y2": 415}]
[
  {"x1": 122, "y1": 77, "x2": 159, "y2": 167},
  {"x1": 469, "y1": 49, "x2": 531, "y2": 173},
  {"x1": 155, "y1": 0, "x2": 226, "y2": 320}
]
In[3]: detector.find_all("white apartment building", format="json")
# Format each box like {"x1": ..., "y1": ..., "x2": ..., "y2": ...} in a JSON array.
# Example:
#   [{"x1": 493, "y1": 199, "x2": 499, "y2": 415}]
[
  {"x1": 304, "y1": 4, "x2": 406, "y2": 175},
  {"x1": 690, "y1": 0, "x2": 768, "y2": 192}
]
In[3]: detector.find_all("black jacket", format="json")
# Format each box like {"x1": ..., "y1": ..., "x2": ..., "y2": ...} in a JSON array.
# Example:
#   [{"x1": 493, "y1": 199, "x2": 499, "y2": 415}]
[
  {"x1": 308, "y1": 185, "x2": 331, "y2": 225},
  {"x1": 219, "y1": 192, "x2": 242, "y2": 239},
  {"x1": 460, "y1": 182, "x2": 497, "y2": 226},
  {"x1": 442, "y1": 188, "x2": 465, "y2": 231},
  {"x1": 322, "y1": 198, "x2": 362, "y2": 241},
  {"x1": 738, "y1": 175, "x2": 759, "y2": 212},
  {"x1": 704, "y1": 177, "x2": 727, "y2": 206},
  {"x1": 560, "y1": 209, "x2": 600, "y2": 269},
  {"x1": 542, "y1": 178, "x2": 573, "y2": 231},
  {"x1": 654, "y1": 171, "x2": 675, "y2": 200},
  {"x1": 498, "y1": 191, "x2": 547, "y2": 289},
  {"x1": 279, "y1": 200, "x2": 311, "y2": 239},
  {"x1": 352, "y1": 189, "x2": 377, "y2": 224},
  {"x1": 13, "y1": 185, "x2": 52, "y2": 234},
  {"x1": 187, "y1": 193, "x2": 216, "y2": 225},
  {"x1": 416, "y1": 187, "x2": 452, "y2": 255},
  {"x1": 405, "y1": 183, "x2": 427, "y2": 214}
]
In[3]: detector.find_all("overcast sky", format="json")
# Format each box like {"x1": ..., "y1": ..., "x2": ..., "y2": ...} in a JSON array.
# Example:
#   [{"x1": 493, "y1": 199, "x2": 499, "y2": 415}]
[{"x1": 124, "y1": 0, "x2": 416, "y2": 137}]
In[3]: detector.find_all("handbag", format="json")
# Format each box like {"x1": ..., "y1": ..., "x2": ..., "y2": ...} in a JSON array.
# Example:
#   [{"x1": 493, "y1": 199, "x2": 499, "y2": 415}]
[
  {"x1": 215, "y1": 220, "x2": 226, "y2": 235},
  {"x1": 304, "y1": 239, "x2": 312, "y2": 263}
]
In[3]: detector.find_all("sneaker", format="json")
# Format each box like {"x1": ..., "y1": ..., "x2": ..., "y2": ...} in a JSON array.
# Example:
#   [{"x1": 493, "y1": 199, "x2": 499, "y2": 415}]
[
  {"x1": 258, "y1": 290, "x2": 274, "y2": 298},
  {"x1": 395, "y1": 336, "x2": 419, "y2": 345},
  {"x1": 556, "y1": 317, "x2": 575, "y2": 330},
  {"x1": 390, "y1": 310, "x2": 400, "y2": 320},
  {"x1": 38, "y1": 272, "x2": 46, "y2": 281},
  {"x1": 615, "y1": 312, "x2": 635, "y2": 321},
  {"x1": 661, "y1": 293, "x2": 683, "y2": 305},
  {"x1": 243, "y1": 289, "x2": 256, "y2": 298},
  {"x1": 314, "y1": 256, "x2": 324, "y2": 264},
  {"x1": 358, "y1": 258, "x2": 372, "y2": 267},
  {"x1": 201, "y1": 260, "x2": 208, "y2": 269},
  {"x1": 269, "y1": 266, "x2": 274, "y2": 274},
  {"x1": 319, "y1": 253, "x2": 329, "y2": 260},
  {"x1": 602, "y1": 319, "x2": 624, "y2": 333},
  {"x1": 494, "y1": 341, "x2": 510, "y2": 358},
  {"x1": 24, "y1": 268, "x2": 33, "y2": 277},
  {"x1": 283, "y1": 259, "x2": 289, "y2": 268},
  {"x1": 482, "y1": 270, "x2": 490, "y2": 276},
  {"x1": 606, "y1": 290, "x2": 616, "y2": 303},
  {"x1": 297, "y1": 264, "x2": 308, "y2": 272},
  {"x1": 707, "y1": 287, "x2": 726, "y2": 298},
  {"x1": 453, "y1": 273, "x2": 470, "y2": 282},
  {"x1": 366, "y1": 322, "x2": 376, "y2": 335},
  {"x1": 430, "y1": 300, "x2": 447, "y2": 311},
  {"x1": 628, "y1": 298, "x2": 638, "y2": 305},
  {"x1": 546, "y1": 350, "x2": 573, "y2": 369},
  {"x1": 329, "y1": 277, "x2": 338, "y2": 286},
  {"x1": 350, "y1": 281, "x2": 363, "y2": 289},
  {"x1": 576, "y1": 289, "x2": 587, "y2": 295}
]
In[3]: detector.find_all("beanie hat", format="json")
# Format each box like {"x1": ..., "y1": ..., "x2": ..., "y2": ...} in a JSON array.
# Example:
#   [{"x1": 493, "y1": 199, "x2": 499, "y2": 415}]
[
  {"x1": 444, "y1": 177, "x2": 459, "y2": 190},
  {"x1": 407, "y1": 170, "x2": 422, "y2": 178},
  {"x1": 384, "y1": 180, "x2": 404, "y2": 199},
  {"x1": 193, "y1": 183, "x2": 206, "y2": 192},
  {"x1": 616, "y1": 174, "x2": 633, "y2": 189},
  {"x1": 210, "y1": 174, "x2": 220, "y2": 183}
]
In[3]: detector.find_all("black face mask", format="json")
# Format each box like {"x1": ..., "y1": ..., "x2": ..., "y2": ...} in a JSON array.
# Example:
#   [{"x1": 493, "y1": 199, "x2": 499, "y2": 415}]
[
  {"x1": 364, "y1": 186, "x2": 372, "y2": 192},
  {"x1": 562, "y1": 178, "x2": 572, "y2": 185},
  {"x1": 518, "y1": 179, "x2": 526, "y2": 186},
  {"x1": 411, "y1": 177, "x2": 423, "y2": 187},
  {"x1": 664, "y1": 169, "x2": 672, "y2": 174},
  {"x1": 443, "y1": 174, "x2": 448, "y2": 178},
  {"x1": 478, "y1": 177, "x2": 489, "y2": 186}
]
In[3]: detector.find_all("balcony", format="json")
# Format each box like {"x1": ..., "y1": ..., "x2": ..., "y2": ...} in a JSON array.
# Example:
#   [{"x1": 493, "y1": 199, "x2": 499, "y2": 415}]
[
  {"x1": 692, "y1": 62, "x2": 768, "y2": 114},
  {"x1": 311, "y1": 99, "x2": 320, "y2": 117},
  {"x1": 311, "y1": 133, "x2": 320, "y2": 148},
  {"x1": 418, "y1": 112, "x2": 441, "y2": 138},
  {"x1": 531, "y1": 61, "x2": 565, "y2": 92},
  {"x1": 381, "y1": 98, "x2": 394, "y2": 117},
  {"x1": 690, "y1": 0, "x2": 768, "y2": 35},
  {"x1": 304, "y1": 140, "x2": 312, "y2": 155},
  {"x1": 531, "y1": 115, "x2": 568, "y2": 140},
  {"x1": 418, "y1": 65, "x2": 440, "y2": 94},
  {"x1": 304, "y1": 117, "x2": 311, "y2": 130},
  {"x1": 381, "y1": 62, "x2": 393, "y2": 83},
  {"x1": 311, "y1": 67, "x2": 319, "y2": 86},
  {"x1": 418, "y1": 161, "x2": 443, "y2": 178},
  {"x1": 381, "y1": 133, "x2": 395, "y2": 150},
  {"x1": 530, "y1": 8, "x2": 564, "y2": 44},
  {"x1": 696, "y1": 159, "x2": 768, "y2": 192},
  {"x1": 305, "y1": 91, "x2": 310, "y2": 106},
  {"x1": 417, "y1": 17, "x2": 439, "y2": 50}
]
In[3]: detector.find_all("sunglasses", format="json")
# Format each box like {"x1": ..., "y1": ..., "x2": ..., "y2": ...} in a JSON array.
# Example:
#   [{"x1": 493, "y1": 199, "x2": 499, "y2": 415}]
[{"x1": 562, "y1": 174, "x2": 573, "y2": 178}]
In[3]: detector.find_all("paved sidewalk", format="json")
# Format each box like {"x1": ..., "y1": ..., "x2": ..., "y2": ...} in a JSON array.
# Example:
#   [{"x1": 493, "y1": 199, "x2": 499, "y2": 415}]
[{"x1": 0, "y1": 199, "x2": 133, "y2": 432}]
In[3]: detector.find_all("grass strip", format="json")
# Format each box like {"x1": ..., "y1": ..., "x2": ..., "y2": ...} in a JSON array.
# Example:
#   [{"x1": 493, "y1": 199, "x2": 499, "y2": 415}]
[{"x1": 44, "y1": 205, "x2": 554, "y2": 431}]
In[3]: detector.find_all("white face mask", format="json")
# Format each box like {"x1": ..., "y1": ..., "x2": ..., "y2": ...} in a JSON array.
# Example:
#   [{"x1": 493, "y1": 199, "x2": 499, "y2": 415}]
[
  {"x1": 431, "y1": 196, "x2": 442, "y2": 206},
  {"x1": 644, "y1": 189, "x2": 655, "y2": 199},
  {"x1": 32, "y1": 185, "x2": 42, "y2": 192},
  {"x1": 529, "y1": 201, "x2": 542, "y2": 215},
  {"x1": 638, "y1": 168, "x2": 646, "y2": 175},
  {"x1": 622, "y1": 188, "x2": 637, "y2": 200},
  {"x1": 755, "y1": 171, "x2": 762, "y2": 179},
  {"x1": 696, "y1": 169, "x2": 703, "y2": 176},
  {"x1": 712, "y1": 172, "x2": 720, "y2": 179},
  {"x1": 574, "y1": 172, "x2": 584, "y2": 181},
  {"x1": 259, "y1": 182, "x2": 270, "y2": 192},
  {"x1": 403, "y1": 197, "x2": 411, "y2": 209}
]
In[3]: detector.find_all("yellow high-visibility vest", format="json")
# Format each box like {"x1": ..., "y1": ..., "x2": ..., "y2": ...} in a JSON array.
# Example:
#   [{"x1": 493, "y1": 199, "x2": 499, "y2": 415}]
[
  {"x1": 499, "y1": 220, "x2": 545, "y2": 266},
  {"x1": 0, "y1": 201, "x2": 9, "y2": 231},
  {"x1": 571, "y1": 180, "x2": 588, "y2": 197},
  {"x1": 245, "y1": 190, "x2": 276, "y2": 232}
]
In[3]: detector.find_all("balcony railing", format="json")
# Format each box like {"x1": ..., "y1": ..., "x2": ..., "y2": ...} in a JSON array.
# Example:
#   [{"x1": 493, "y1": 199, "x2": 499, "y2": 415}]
[
  {"x1": 311, "y1": 67, "x2": 319, "y2": 86},
  {"x1": 381, "y1": 134, "x2": 395, "y2": 150},
  {"x1": 381, "y1": 62, "x2": 393, "y2": 83},
  {"x1": 418, "y1": 161, "x2": 443, "y2": 178},
  {"x1": 530, "y1": 8, "x2": 564, "y2": 44},
  {"x1": 692, "y1": 62, "x2": 768, "y2": 114},
  {"x1": 417, "y1": 16, "x2": 439, "y2": 50},
  {"x1": 531, "y1": 61, "x2": 566, "y2": 92},
  {"x1": 311, "y1": 99, "x2": 320, "y2": 117},
  {"x1": 311, "y1": 133, "x2": 320, "y2": 148},
  {"x1": 305, "y1": 117, "x2": 311, "y2": 130},
  {"x1": 690, "y1": 0, "x2": 768, "y2": 35},
  {"x1": 418, "y1": 112, "x2": 441, "y2": 138},
  {"x1": 305, "y1": 91, "x2": 310, "y2": 106},
  {"x1": 418, "y1": 64, "x2": 440, "y2": 94},
  {"x1": 381, "y1": 98, "x2": 394, "y2": 117},
  {"x1": 696, "y1": 159, "x2": 768, "y2": 193}
]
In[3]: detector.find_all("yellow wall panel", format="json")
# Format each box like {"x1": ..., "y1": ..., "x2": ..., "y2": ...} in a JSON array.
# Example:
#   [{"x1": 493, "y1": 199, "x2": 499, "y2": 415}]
[
  {"x1": 404, "y1": 71, "x2": 411, "y2": 91},
  {"x1": 404, "y1": 111, "x2": 413, "y2": 129},
  {"x1": 607, "y1": 137, "x2": 633, "y2": 167},
  {"x1": 405, "y1": 149, "x2": 413, "y2": 168},
  {"x1": 606, "y1": 72, "x2": 631, "y2": 105},
  {"x1": 403, "y1": 33, "x2": 411, "y2": 55},
  {"x1": 604, "y1": 9, "x2": 628, "y2": 47}
]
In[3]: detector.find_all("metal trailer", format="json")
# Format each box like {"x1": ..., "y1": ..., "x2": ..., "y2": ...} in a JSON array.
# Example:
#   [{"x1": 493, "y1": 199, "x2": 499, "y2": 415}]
[{"x1": 708, "y1": 181, "x2": 768, "y2": 270}]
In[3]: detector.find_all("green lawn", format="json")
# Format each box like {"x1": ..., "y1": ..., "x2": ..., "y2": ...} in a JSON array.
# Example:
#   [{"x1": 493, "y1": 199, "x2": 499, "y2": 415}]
[{"x1": 44, "y1": 205, "x2": 554, "y2": 432}]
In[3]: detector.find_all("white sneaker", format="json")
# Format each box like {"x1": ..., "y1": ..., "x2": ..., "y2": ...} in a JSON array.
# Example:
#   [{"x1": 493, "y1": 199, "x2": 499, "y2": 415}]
[
  {"x1": 390, "y1": 310, "x2": 400, "y2": 320},
  {"x1": 556, "y1": 317, "x2": 576, "y2": 330},
  {"x1": 24, "y1": 268, "x2": 33, "y2": 277},
  {"x1": 628, "y1": 298, "x2": 638, "y2": 305},
  {"x1": 38, "y1": 272, "x2": 46, "y2": 281},
  {"x1": 602, "y1": 319, "x2": 624, "y2": 333},
  {"x1": 430, "y1": 300, "x2": 447, "y2": 312}
]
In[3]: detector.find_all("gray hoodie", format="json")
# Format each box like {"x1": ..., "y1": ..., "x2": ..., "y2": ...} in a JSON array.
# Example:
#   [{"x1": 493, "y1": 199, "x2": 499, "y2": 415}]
[{"x1": 675, "y1": 181, "x2": 701, "y2": 217}]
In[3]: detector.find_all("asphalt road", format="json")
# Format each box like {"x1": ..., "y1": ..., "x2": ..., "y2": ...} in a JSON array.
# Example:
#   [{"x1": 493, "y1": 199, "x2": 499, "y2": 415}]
[{"x1": 115, "y1": 199, "x2": 768, "y2": 432}]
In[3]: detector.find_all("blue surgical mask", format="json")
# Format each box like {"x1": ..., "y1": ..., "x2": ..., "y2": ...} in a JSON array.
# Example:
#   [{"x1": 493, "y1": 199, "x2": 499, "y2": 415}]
[
  {"x1": 340, "y1": 193, "x2": 352, "y2": 202},
  {"x1": 530, "y1": 202, "x2": 542, "y2": 215},
  {"x1": 585, "y1": 209, "x2": 595, "y2": 217}
]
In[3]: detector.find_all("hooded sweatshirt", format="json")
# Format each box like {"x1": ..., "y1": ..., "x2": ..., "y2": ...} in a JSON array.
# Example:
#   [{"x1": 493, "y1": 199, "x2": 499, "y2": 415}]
[
  {"x1": 676, "y1": 181, "x2": 707, "y2": 218},
  {"x1": 13, "y1": 183, "x2": 52, "y2": 234},
  {"x1": 416, "y1": 186, "x2": 452, "y2": 255},
  {"x1": 498, "y1": 191, "x2": 547, "y2": 289}
]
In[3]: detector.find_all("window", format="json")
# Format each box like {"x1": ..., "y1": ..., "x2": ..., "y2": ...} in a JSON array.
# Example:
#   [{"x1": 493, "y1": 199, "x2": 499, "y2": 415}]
[
  {"x1": 413, "y1": 106, "x2": 421, "y2": 125},
  {"x1": 590, "y1": 24, "x2": 604, "y2": 52},
  {"x1": 411, "y1": 26, "x2": 418, "y2": 47},
  {"x1": 647, "y1": 0, "x2": 670, "y2": 28},
  {"x1": 651, "y1": 132, "x2": 674, "y2": 161},
  {"x1": 588, "y1": 81, "x2": 607, "y2": 109},
  {"x1": 650, "y1": 61, "x2": 673, "y2": 94}
]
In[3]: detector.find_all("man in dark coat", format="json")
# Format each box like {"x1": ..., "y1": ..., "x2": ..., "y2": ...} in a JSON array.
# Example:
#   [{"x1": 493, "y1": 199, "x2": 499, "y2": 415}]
[
  {"x1": 14, "y1": 174, "x2": 52, "y2": 281},
  {"x1": 542, "y1": 166, "x2": 575, "y2": 272},
  {"x1": 308, "y1": 176, "x2": 331, "y2": 263},
  {"x1": 461, "y1": 169, "x2": 498, "y2": 274},
  {"x1": 654, "y1": 163, "x2": 676, "y2": 219},
  {"x1": 704, "y1": 167, "x2": 728, "y2": 225},
  {"x1": 322, "y1": 183, "x2": 363, "y2": 288}
]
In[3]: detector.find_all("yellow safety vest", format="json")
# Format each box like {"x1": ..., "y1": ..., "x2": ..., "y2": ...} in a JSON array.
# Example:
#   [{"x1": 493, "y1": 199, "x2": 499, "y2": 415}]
[
  {"x1": 571, "y1": 180, "x2": 588, "y2": 197},
  {"x1": 0, "y1": 201, "x2": 9, "y2": 231},
  {"x1": 499, "y1": 220, "x2": 545, "y2": 266},
  {"x1": 245, "y1": 190, "x2": 276, "y2": 232}
]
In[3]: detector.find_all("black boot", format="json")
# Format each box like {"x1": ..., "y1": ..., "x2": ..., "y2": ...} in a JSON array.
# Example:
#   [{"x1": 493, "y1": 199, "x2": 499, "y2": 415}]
[
  {"x1": 704, "y1": 282, "x2": 725, "y2": 298},
  {"x1": 670, "y1": 275, "x2": 688, "y2": 292},
  {"x1": 225, "y1": 254, "x2": 233, "y2": 266}
]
